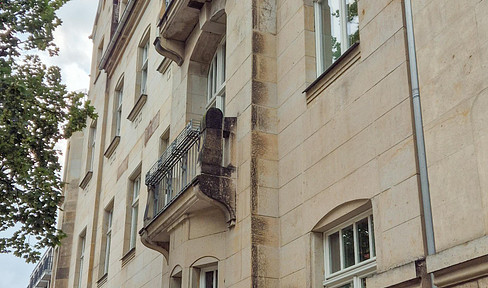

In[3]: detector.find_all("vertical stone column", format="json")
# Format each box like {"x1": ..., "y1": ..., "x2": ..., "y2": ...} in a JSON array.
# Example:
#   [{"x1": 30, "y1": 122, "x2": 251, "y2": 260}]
[
  {"x1": 51, "y1": 132, "x2": 84, "y2": 288},
  {"x1": 249, "y1": 0, "x2": 280, "y2": 286}
]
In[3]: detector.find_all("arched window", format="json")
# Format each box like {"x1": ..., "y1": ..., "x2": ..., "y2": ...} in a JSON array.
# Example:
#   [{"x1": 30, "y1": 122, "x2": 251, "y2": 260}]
[
  {"x1": 311, "y1": 200, "x2": 376, "y2": 288},
  {"x1": 323, "y1": 211, "x2": 375, "y2": 288},
  {"x1": 190, "y1": 256, "x2": 220, "y2": 288}
]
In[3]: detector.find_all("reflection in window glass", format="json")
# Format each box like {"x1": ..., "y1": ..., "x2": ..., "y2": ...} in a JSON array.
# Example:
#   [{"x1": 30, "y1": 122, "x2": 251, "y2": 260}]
[
  {"x1": 371, "y1": 216, "x2": 375, "y2": 257},
  {"x1": 315, "y1": 0, "x2": 359, "y2": 75},
  {"x1": 357, "y1": 217, "x2": 370, "y2": 262},
  {"x1": 342, "y1": 225, "x2": 354, "y2": 268},
  {"x1": 324, "y1": 213, "x2": 376, "y2": 288},
  {"x1": 338, "y1": 283, "x2": 353, "y2": 288},
  {"x1": 361, "y1": 277, "x2": 367, "y2": 288},
  {"x1": 205, "y1": 271, "x2": 214, "y2": 288},
  {"x1": 346, "y1": 0, "x2": 359, "y2": 47},
  {"x1": 329, "y1": 232, "x2": 340, "y2": 273}
]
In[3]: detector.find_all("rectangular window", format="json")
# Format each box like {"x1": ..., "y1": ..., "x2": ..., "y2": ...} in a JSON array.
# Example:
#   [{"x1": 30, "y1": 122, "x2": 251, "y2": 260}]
[
  {"x1": 129, "y1": 175, "x2": 140, "y2": 250},
  {"x1": 115, "y1": 80, "x2": 124, "y2": 136},
  {"x1": 97, "y1": 39, "x2": 104, "y2": 67},
  {"x1": 207, "y1": 40, "x2": 226, "y2": 114},
  {"x1": 324, "y1": 212, "x2": 375, "y2": 288},
  {"x1": 140, "y1": 41, "x2": 149, "y2": 95},
  {"x1": 159, "y1": 128, "x2": 170, "y2": 156},
  {"x1": 76, "y1": 232, "x2": 86, "y2": 288},
  {"x1": 314, "y1": 0, "x2": 359, "y2": 75},
  {"x1": 103, "y1": 209, "x2": 113, "y2": 275},
  {"x1": 200, "y1": 266, "x2": 218, "y2": 288},
  {"x1": 88, "y1": 121, "x2": 97, "y2": 171}
]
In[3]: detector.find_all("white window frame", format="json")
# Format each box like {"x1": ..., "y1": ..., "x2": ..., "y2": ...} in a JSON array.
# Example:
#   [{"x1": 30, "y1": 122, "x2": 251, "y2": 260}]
[
  {"x1": 129, "y1": 175, "x2": 140, "y2": 250},
  {"x1": 207, "y1": 40, "x2": 226, "y2": 113},
  {"x1": 115, "y1": 82, "x2": 123, "y2": 136},
  {"x1": 199, "y1": 266, "x2": 218, "y2": 288},
  {"x1": 77, "y1": 235, "x2": 86, "y2": 288},
  {"x1": 323, "y1": 211, "x2": 376, "y2": 288},
  {"x1": 313, "y1": 0, "x2": 359, "y2": 75},
  {"x1": 88, "y1": 122, "x2": 97, "y2": 171},
  {"x1": 103, "y1": 209, "x2": 113, "y2": 275},
  {"x1": 140, "y1": 40, "x2": 149, "y2": 95}
]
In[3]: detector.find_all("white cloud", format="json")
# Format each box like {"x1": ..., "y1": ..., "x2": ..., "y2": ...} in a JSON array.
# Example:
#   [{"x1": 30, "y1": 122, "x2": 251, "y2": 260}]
[{"x1": 40, "y1": 0, "x2": 98, "y2": 91}]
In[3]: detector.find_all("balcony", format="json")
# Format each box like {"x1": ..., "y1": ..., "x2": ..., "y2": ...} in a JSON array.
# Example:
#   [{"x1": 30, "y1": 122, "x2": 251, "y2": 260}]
[
  {"x1": 154, "y1": 0, "x2": 226, "y2": 66},
  {"x1": 27, "y1": 248, "x2": 53, "y2": 288},
  {"x1": 140, "y1": 108, "x2": 235, "y2": 258}
]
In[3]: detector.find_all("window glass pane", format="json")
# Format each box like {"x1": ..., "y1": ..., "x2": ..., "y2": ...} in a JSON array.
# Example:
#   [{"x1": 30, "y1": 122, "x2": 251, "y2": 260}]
[
  {"x1": 221, "y1": 43, "x2": 225, "y2": 84},
  {"x1": 325, "y1": 0, "x2": 342, "y2": 65},
  {"x1": 205, "y1": 271, "x2": 214, "y2": 288},
  {"x1": 357, "y1": 217, "x2": 370, "y2": 262},
  {"x1": 129, "y1": 204, "x2": 138, "y2": 249},
  {"x1": 371, "y1": 215, "x2": 376, "y2": 257},
  {"x1": 215, "y1": 270, "x2": 218, "y2": 288},
  {"x1": 346, "y1": 0, "x2": 359, "y2": 47},
  {"x1": 361, "y1": 277, "x2": 367, "y2": 288},
  {"x1": 329, "y1": 232, "x2": 340, "y2": 273},
  {"x1": 337, "y1": 282, "x2": 352, "y2": 288},
  {"x1": 134, "y1": 177, "x2": 140, "y2": 199},
  {"x1": 342, "y1": 225, "x2": 354, "y2": 268}
]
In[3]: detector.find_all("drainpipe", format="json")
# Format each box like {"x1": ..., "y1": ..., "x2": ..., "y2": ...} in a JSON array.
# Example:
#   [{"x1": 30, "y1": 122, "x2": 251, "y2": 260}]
[{"x1": 404, "y1": 2, "x2": 436, "y2": 286}]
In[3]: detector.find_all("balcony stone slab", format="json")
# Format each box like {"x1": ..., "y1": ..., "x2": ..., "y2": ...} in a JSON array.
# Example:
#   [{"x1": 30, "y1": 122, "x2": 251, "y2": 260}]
[{"x1": 140, "y1": 108, "x2": 236, "y2": 259}]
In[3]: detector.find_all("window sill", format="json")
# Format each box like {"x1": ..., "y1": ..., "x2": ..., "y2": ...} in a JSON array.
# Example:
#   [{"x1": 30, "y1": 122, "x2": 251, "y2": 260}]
[
  {"x1": 127, "y1": 94, "x2": 147, "y2": 122},
  {"x1": 324, "y1": 258, "x2": 376, "y2": 287},
  {"x1": 304, "y1": 42, "x2": 361, "y2": 104},
  {"x1": 79, "y1": 171, "x2": 93, "y2": 189},
  {"x1": 157, "y1": 57, "x2": 172, "y2": 74},
  {"x1": 121, "y1": 247, "x2": 136, "y2": 267},
  {"x1": 104, "y1": 136, "x2": 120, "y2": 158},
  {"x1": 96, "y1": 273, "x2": 108, "y2": 287},
  {"x1": 93, "y1": 69, "x2": 102, "y2": 84}
]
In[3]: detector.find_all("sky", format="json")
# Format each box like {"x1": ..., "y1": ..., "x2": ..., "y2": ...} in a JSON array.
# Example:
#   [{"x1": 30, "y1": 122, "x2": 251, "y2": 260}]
[{"x1": 0, "y1": 1, "x2": 98, "y2": 287}]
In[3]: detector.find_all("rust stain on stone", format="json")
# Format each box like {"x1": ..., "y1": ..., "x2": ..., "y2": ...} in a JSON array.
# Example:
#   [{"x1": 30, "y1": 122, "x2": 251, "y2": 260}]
[
  {"x1": 144, "y1": 110, "x2": 160, "y2": 146},
  {"x1": 117, "y1": 155, "x2": 129, "y2": 180}
]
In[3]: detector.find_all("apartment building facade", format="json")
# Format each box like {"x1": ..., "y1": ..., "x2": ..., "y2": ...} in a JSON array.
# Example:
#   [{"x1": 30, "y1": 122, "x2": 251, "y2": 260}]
[{"x1": 30, "y1": 0, "x2": 488, "y2": 287}]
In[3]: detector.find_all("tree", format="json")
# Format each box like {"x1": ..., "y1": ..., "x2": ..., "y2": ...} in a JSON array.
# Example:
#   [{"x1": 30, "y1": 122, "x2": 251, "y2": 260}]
[{"x1": 0, "y1": 0, "x2": 97, "y2": 262}]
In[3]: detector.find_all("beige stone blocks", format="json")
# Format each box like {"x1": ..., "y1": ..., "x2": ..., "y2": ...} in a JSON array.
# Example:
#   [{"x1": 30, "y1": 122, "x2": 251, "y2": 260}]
[
  {"x1": 279, "y1": 236, "x2": 307, "y2": 278},
  {"x1": 375, "y1": 215, "x2": 424, "y2": 272},
  {"x1": 278, "y1": 112, "x2": 306, "y2": 158},
  {"x1": 359, "y1": 0, "x2": 404, "y2": 59},
  {"x1": 376, "y1": 175, "x2": 421, "y2": 232},
  {"x1": 280, "y1": 206, "x2": 304, "y2": 246},
  {"x1": 429, "y1": 144, "x2": 485, "y2": 251},
  {"x1": 279, "y1": 174, "x2": 304, "y2": 217},
  {"x1": 254, "y1": 186, "x2": 279, "y2": 218}
]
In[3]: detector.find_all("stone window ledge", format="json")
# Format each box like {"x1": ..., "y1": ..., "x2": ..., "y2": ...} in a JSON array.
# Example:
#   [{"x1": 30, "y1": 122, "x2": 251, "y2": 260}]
[
  {"x1": 427, "y1": 235, "x2": 488, "y2": 287},
  {"x1": 121, "y1": 247, "x2": 136, "y2": 267},
  {"x1": 127, "y1": 94, "x2": 147, "y2": 122},
  {"x1": 79, "y1": 171, "x2": 93, "y2": 189},
  {"x1": 104, "y1": 136, "x2": 120, "y2": 158},
  {"x1": 157, "y1": 57, "x2": 172, "y2": 74},
  {"x1": 96, "y1": 273, "x2": 108, "y2": 287},
  {"x1": 304, "y1": 42, "x2": 360, "y2": 104}
]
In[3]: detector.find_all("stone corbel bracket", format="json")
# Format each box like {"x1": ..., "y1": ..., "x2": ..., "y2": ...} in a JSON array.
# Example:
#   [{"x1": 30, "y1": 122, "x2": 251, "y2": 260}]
[
  {"x1": 154, "y1": 37, "x2": 184, "y2": 66},
  {"x1": 198, "y1": 108, "x2": 236, "y2": 226},
  {"x1": 139, "y1": 228, "x2": 169, "y2": 261}
]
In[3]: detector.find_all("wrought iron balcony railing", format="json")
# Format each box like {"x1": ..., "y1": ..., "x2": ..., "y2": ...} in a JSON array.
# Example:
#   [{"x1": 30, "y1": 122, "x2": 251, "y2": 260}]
[
  {"x1": 27, "y1": 248, "x2": 53, "y2": 288},
  {"x1": 145, "y1": 120, "x2": 201, "y2": 220}
]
